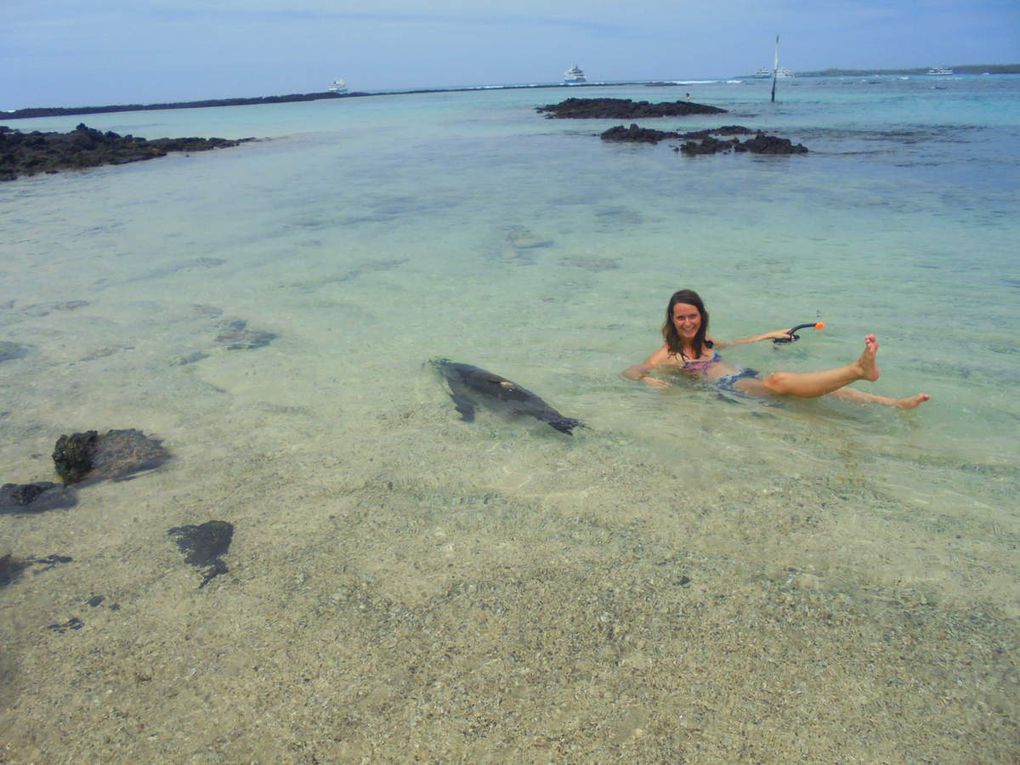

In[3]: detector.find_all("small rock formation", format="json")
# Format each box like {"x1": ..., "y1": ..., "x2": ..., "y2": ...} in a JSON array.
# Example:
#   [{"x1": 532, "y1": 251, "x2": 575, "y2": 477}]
[
  {"x1": 214, "y1": 319, "x2": 276, "y2": 350},
  {"x1": 505, "y1": 226, "x2": 552, "y2": 250},
  {"x1": 600, "y1": 124, "x2": 680, "y2": 143},
  {"x1": 537, "y1": 98, "x2": 727, "y2": 119},
  {"x1": 52, "y1": 431, "x2": 99, "y2": 484},
  {"x1": 680, "y1": 131, "x2": 808, "y2": 155},
  {"x1": 167, "y1": 521, "x2": 234, "y2": 588},
  {"x1": 0, "y1": 123, "x2": 253, "y2": 181},
  {"x1": 52, "y1": 429, "x2": 170, "y2": 485}
]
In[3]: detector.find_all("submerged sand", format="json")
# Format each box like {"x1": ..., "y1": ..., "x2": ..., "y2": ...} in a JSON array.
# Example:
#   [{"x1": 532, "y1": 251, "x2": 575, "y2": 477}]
[{"x1": 1, "y1": 382, "x2": 1017, "y2": 763}]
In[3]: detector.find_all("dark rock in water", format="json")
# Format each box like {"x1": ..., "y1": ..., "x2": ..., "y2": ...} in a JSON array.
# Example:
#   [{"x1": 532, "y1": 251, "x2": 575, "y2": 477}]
[
  {"x1": 600, "y1": 124, "x2": 679, "y2": 143},
  {"x1": 168, "y1": 521, "x2": 234, "y2": 588},
  {"x1": 0, "y1": 341, "x2": 29, "y2": 362},
  {"x1": 53, "y1": 429, "x2": 170, "y2": 485},
  {"x1": 537, "y1": 97, "x2": 726, "y2": 119},
  {"x1": 736, "y1": 133, "x2": 808, "y2": 155},
  {"x1": 47, "y1": 617, "x2": 84, "y2": 633},
  {"x1": 679, "y1": 135, "x2": 743, "y2": 155},
  {"x1": 0, "y1": 123, "x2": 253, "y2": 182},
  {"x1": 174, "y1": 351, "x2": 209, "y2": 366},
  {"x1": 506, "y1": 226, "x2": 552, "y2": 250},
  {"x1": 0, "y1": 482, "x2": 78, "y2": 514},
  {"x1": 52, "y1": 431, "x2": 99, "y2": 483},
  {"x1": 679, "y1": 131, "x2": 808, "y2": 156},
  {"x1": 215, "y1": 319, "x2": 276, "y2": 350},
  {"x1": 86, "y1": 595, "x2": 105, "y2": 607},
  {"x1": 678, "y1": 125, "x2": 754, "y2": 139},
  {"x1": 432, "y1": 358, "x2": 583, "y2": 435}
]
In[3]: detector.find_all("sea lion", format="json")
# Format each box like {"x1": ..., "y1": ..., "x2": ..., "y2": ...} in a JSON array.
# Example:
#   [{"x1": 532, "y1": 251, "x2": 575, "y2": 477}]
[{"x1": 432, "y1": 359, "x2": 583, "y2": 435}]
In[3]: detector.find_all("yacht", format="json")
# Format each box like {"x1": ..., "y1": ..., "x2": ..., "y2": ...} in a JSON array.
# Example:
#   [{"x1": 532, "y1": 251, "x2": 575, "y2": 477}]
[
  {"x1": 563, "y1": 65, "x2": 587, "y2": 84},
  {"x1": 327, "y1": 79, "x2": 349, "y2": 94},
  {"x1": 927, "y1": 66, "x2": 953, "y2": 76}
]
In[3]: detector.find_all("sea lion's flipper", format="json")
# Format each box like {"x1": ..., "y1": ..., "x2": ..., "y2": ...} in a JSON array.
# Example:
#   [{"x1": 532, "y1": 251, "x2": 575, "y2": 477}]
[{"x1": 449, "y1": 392, "x2": 477, "y2": 422}]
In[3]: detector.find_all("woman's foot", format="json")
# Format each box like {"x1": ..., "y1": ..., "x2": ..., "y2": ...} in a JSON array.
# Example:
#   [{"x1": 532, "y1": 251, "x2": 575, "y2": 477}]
[
  {"x1": 896, "y1": 392, "x2": 931, "y2": 410},
  {"x1": 856, "y1": 334, "x2": 881, "y2": 382}
]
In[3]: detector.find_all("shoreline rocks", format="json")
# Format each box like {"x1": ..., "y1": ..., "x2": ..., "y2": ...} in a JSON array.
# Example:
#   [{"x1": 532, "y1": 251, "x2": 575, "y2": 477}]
[
  {"x1": 537, "y1": 97, "x2": 727, "y2": 119},
  {"x1": 0, "y1": 123, "x2": 254, "y2": 181},
  {"x1": 599, "y1": 123, "x2": 808, "y2": 155}
]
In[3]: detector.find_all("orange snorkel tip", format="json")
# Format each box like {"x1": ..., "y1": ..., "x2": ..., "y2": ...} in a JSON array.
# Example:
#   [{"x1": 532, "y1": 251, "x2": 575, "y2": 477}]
[{"x1": 814, "y1": 321, "x2": 825, "y2": 330}]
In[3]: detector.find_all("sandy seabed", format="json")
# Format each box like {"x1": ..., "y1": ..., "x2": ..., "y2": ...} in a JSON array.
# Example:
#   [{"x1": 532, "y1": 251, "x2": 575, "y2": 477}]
[{"x1": 1, "y1": 351, "x2": 1017, "y2": 764}]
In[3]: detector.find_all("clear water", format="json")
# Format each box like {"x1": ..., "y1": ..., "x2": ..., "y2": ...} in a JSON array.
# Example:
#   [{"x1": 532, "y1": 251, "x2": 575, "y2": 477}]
[{"x1": 2, "y1": 76, "x2": 1018, "y2": 761}]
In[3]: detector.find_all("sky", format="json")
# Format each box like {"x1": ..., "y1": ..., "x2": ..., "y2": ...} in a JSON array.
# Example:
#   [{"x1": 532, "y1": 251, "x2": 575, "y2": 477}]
[{"x1": 3, "y1": 0, "x2": 1019, "y2": 109}]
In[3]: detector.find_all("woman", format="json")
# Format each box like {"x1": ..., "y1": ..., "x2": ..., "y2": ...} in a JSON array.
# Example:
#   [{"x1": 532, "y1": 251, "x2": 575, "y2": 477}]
[{"x1": 623, "y1": 289, "x2": 930, "y2": 409}]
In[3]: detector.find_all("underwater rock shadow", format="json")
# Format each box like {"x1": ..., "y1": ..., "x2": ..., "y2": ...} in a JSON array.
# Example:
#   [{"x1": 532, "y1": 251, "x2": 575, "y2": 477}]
[
  {"x1": 0, "y1": 482, "x2": 78, "y2": 514},
  {"x1": 167, "y1": 521, "x2": 234, "y2": 588}
]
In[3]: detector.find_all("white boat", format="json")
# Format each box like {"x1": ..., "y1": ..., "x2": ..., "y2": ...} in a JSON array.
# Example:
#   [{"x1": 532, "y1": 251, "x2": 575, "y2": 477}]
[
  {"x1": 563, "y1": 65, "x2": 587, "y2": 84},
  {"x1": 327, "y1": 79, "x2": 349, "y2": 94},
  {"x1": 927, "y1": 66, "x2": 953, "y2": 76}
]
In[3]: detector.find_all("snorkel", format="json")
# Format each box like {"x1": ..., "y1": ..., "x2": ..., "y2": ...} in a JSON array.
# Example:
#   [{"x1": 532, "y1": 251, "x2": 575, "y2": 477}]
[{"x1": 773, "y1": 321, "x2": 825, "y2": 344}]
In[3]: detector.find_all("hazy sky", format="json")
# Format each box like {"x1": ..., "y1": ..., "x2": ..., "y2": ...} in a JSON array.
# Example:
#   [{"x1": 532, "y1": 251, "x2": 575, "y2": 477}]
[{"x1": 4, "y1": 0, "x2": 1019, "y2": 108}]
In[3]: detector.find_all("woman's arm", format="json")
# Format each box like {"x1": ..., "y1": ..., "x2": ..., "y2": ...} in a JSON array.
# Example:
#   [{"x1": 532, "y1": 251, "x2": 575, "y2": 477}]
[
  {"x1": 622, "y1": 345, "x2": 673, "y2": 388},
  {"x1": 711, "y1": 329, "x2": 791, "y2": 349}
]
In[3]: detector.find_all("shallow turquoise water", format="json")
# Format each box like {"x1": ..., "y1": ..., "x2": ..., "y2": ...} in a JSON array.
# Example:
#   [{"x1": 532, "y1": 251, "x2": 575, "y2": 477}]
[{"x1": 1, "y1": 75, "x2": 1018, "y2": 761}]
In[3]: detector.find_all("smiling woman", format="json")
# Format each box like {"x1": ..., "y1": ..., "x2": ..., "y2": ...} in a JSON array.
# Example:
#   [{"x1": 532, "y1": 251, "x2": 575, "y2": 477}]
[{"x1": 624, "y1": 288, "x2": 931, "y2": 408}]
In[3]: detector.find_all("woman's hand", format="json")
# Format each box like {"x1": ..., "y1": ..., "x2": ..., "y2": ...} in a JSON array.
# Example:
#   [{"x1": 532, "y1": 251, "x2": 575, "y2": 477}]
[{"x1": 623, "y1": 363, "x2": 671, "y2": 388}]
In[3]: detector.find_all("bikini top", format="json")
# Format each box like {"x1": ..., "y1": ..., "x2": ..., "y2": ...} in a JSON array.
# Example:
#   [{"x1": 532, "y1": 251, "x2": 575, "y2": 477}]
[{"x1": 681, "y1": 351, "x2": 721, "y2": 372}]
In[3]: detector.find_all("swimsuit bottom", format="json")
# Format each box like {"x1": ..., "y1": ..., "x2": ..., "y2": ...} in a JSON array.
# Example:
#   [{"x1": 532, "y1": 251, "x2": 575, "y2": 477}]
[{"x1": 716, "y1": 368, "x2": 760, "y2": 394}]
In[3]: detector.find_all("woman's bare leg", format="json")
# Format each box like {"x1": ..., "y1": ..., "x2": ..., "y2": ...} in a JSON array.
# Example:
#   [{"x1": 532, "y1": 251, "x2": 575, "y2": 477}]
[
  {"x1": 830, "y1": 386, "x2": 931, "y2": 409},
  {"x1": 760, "y1": 334, "x2": 880, "y2": 398},
  {"x1": 755, "y1": 335, "x2": 931, "y2": 407}
]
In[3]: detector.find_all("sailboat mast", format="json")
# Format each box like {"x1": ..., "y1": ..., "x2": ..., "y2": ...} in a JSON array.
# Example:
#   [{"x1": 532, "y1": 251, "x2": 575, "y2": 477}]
[{"x1": 771, "y1": 35, "x2": 779, "y2": 103}]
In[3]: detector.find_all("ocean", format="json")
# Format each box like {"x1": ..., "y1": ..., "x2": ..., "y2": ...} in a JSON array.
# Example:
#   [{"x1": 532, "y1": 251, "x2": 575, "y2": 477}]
[{"x1": 2, "y1": 75, "x2": 1018, "y2": 762}]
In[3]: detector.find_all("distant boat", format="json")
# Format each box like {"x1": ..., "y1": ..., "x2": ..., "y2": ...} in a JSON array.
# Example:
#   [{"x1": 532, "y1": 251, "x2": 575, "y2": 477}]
[
  {"x1": 563, "y1": 65, "x2": 587, "y2": 84},
  {"x1": 927, "y1": 66, "x2": 953, "y2": 76},
  {"x1": 327, "y1": 79, "x2": 349, "y2": 94}
]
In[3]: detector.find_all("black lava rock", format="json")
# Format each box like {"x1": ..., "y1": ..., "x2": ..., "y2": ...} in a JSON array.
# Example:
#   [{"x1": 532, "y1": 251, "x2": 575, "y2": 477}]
[
  {"x1": 0, "y1": 123, "x2": 253, "y2": 182},
  {"x1": 52, "y1": 431, "x2": 99, "y2": 484},
  {"x1": 600, "y1": 124, "x2": 679, "y2": 143},
  {"x1": 537, "y1": 97, "x2": 727, "y2": 119},
  {"x1": 52, "y1": 429, "x2": 170, "y2": 485}
]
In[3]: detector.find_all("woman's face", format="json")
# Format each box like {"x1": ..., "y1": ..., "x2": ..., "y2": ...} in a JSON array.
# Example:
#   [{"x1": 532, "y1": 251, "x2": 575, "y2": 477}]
[{"x1": 672, "y1": 302, "x2": 701, "y2": 342}]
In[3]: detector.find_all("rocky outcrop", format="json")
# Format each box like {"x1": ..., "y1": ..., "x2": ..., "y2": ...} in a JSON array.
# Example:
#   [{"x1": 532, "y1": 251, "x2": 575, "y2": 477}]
[
  {"x1": 0, "y1": 123, "x2": 253, "y2": 181},
  {"x1": 52, "y1": 429, "x2": 170, "y2": 485},
  {"x1": 600, "y1": 124, "x2": 680, "y2": 143},
  {"x1": 599, "y1": 123, "x2": 808, "y2": 155},
  {"x1": 537, "y1": 98, "x2": 727, "y2": 119},
  {"x1": 680, "y1": 131, "x2": 808, "y2": 155}
]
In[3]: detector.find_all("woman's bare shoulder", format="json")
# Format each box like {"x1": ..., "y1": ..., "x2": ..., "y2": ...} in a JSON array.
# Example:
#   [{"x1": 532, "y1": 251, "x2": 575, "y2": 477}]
[{"x1": 644, "y1": 344, "x2": 675, "y2": 366}]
